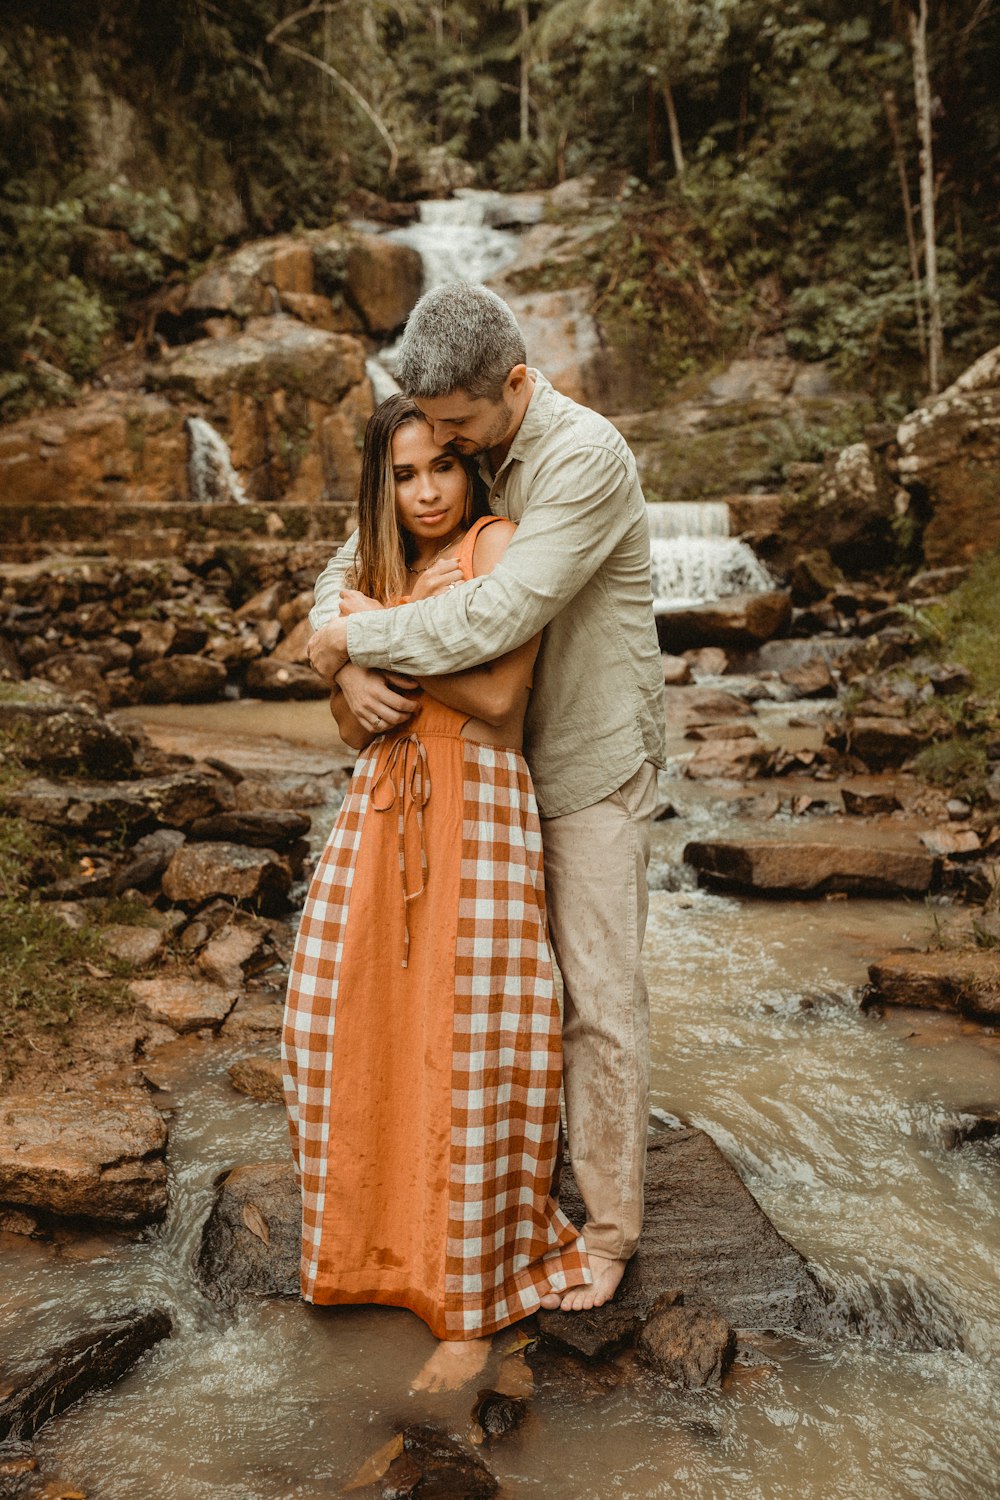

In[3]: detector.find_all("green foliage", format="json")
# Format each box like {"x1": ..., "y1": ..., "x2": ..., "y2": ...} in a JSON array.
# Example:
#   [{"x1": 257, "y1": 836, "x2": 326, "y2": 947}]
[
  {"x1": 922, "y1": 551, "x2": 1000, "y2": 704},
  {"x1": 913, "y1": 738, "x2": 988, "y2": 801}
]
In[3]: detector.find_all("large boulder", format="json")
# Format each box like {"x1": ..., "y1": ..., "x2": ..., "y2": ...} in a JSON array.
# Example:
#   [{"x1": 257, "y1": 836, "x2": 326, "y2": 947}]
[
  {"x1": 0, "y1": 687, "x2": 135, "y2": 778},
  {"x1": 0, "y1": 1089, "x2": 169, "y2": 1227},
  {"x1": 160, "y1": 841, "x2": 293, "y2": 910},
  {"x1": 129, "y1": 974, "x2": 240, "y2": 1033},
  {"x1": 897, "y1": 345, "x2": 1000, "y2": 565},
  {"x1": 138, "y1": 654, "x2": 228, "y2": 704},
  {"x1": 8, "y1": 769, "x2": 233, "y2": 839},
  {"x1": 657, "y1": 591, "x2": 792, "y2": 651},
  {"x1": 341, "y1": 236, "x2": 424, "y2": 336},
  {"x1": 684, "y1": 838, "x2": 938, "y2": 898},
  {"x1": 196, "y1": 1161, "x2": 301, "y2": 1299},
  {"x1": 0, "y1": 392, "x2": 186, "y2": 509}
]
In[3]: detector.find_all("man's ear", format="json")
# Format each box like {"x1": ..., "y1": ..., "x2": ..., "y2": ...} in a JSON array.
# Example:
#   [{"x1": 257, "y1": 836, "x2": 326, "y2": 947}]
[{"x1": 506, "y1": 363, "x2": 529, "y2": 397}]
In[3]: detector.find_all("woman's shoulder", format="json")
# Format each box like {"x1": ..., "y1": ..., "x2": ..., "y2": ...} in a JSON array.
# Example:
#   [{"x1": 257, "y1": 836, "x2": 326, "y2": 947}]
[{"x1": 468, "y1": 515, "x2": 516, "y2": 577}]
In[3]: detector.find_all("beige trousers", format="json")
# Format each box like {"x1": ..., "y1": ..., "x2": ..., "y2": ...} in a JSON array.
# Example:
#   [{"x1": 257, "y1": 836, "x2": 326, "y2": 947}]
[{"x1": 540, "y1": 760, "x2": 658, "y2": 1261}]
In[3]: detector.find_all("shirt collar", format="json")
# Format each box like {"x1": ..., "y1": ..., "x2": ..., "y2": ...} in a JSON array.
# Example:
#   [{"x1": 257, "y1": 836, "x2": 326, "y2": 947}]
[{"x1": 477, "y1": 368, "x2": 553, "y2": 485}]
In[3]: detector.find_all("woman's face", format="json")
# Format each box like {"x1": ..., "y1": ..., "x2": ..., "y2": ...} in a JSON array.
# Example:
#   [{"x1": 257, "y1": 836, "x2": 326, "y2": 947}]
[{"x1": 391, "y1": 420, "x2": 468, "y2": 545}]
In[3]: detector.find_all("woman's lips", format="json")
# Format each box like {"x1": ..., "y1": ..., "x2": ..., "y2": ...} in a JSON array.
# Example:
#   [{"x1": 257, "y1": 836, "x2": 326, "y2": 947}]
[{"x1": 418, "y1": 511, "x2": 446, "y2": 523}]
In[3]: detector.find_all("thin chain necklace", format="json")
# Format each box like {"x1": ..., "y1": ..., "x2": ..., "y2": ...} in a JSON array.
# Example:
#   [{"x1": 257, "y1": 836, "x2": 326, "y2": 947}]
[{"x1": 408, "y1": 530, "x2": 465, "y2": 574}]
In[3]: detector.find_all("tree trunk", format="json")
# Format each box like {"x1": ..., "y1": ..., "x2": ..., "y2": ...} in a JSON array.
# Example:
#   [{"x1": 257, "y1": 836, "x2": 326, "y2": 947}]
[
  {"x1": 661, "y1": 79, "x2": 685, "y2": 183},
  {"x1": 883, "y1": 86, "x2": 927, "y2": 359},
  {"x1": 519, "y1": 4, "x2": 531, "y2": 145},
  {"x1": 647, "y1": 77, "x2": 659, "y2": 175},
  {"x1": 909, "y1": 0, "x2": 944, "y2": 393}
]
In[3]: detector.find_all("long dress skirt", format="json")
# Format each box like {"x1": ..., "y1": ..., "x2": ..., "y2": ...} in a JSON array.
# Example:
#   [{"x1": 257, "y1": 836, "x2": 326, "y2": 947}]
[{"x1": 281, "y1": 695, "x2": 590, "y2": 1339}]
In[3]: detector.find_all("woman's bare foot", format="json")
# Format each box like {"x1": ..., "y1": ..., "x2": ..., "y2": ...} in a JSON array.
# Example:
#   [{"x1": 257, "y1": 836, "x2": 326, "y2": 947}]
[
  {"x1": 411, "y1": 1336, "x2": 492, "y2": 1394},
  {"x1": 558, "y1": 1252, "x2": 626, "y2": 1312},
  {"x1": 539, "y1": 1291, "x2": 562, "y2": 1309}
]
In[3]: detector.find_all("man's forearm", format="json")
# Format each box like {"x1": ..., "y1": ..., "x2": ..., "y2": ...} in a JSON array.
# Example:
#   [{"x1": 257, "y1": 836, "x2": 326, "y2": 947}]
[{"x1": 309, "y1": 531, "x2": 358, "y2": 631}]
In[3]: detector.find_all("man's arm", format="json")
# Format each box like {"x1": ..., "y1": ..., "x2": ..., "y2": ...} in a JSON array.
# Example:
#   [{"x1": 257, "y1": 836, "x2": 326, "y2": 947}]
[
  {"x1": 309, "y1": 530, "x2": 359, "y2": 631},
  {"x1": 341, "y1": 443, "x2": 636, "y2": 677}
]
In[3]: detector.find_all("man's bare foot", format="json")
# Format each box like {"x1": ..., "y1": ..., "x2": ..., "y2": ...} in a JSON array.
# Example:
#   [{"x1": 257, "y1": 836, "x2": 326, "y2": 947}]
[
  {"x1": 558, "y1": 1252, "x2": 626, "y2": 1312},
  {"x1": 411, "y1": 1336, "x2": 491, "y2": 1394}
]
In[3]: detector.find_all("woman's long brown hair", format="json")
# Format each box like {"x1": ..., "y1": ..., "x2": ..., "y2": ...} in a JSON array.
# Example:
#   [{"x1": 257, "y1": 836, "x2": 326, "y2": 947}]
[{"x1": 351, "y1": 393, "x2": 487, "y2": 603}]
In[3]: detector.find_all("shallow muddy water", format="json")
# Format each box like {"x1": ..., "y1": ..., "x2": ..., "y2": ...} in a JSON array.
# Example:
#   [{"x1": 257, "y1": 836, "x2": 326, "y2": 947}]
[{"x1": 3, "y1": 715, "x2": 999, "y2": 1499}]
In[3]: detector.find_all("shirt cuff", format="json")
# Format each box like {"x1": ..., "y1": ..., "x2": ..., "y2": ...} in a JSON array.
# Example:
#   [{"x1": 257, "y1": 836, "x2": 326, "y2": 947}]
[{"x1": 346, "y1": 610, "x2": 393, "y2": 668}]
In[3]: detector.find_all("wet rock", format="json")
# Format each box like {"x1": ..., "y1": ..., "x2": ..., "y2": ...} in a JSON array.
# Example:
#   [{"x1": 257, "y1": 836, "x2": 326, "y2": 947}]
[
  {"x1": 0, "y1": 1089, "x2": 168, "y2": 1227},
  {"x1": 672, "y1": 688, "x2": 754, "y2": 726},
  {"x1": 0, "y1": 1307, "x2": 172, "y2": 1443},
  {"x1": 919, "y1": 827, "x2": 981, "y2": 858},
  {"x1": 138, "y1": 654, "x2": 228, "y2": 704},
  {"x1": 195, "y1": 1161, "x2": 301, "y2": 1299},
  {"x1": 0, "y1": 691, "x2": 135, "y2": 778},
  {"x1": 845, "y1": 717, "x2": 922, "y2": 770},
  {"x1": 863, "y1": 950, "x2": 1000, "y2": 1020},
  {"x1": 161, "y1": 841, "x2": 292, "y2": 910},
  {"x1": 343, "y1": 236, "x2": 423, "y2": 337},
  {"x1": 657, "y1": 591, "x2": 792, "y2": 651},
  {"x1": 470, "y1": 1389, "x2": 528, "y2": 1442},
  {"x1": 790, "y1": 549, "x2": 844, "y2": 605},
  {"x1": 779, "y1": 656, "x2": 836, "y2": 698},
  {"x1": 539, "y1": 1131, "x2": 826, "y2": 1358},
  {"x1": 841, "y1": 788, "x2": 902, "y2": 816},
  {"x1": 197, "y1": 924, "x2": 270, "y2": 988},
  {"x1": 269, "y1": 616, "x2": 312, "y2": 665},
  {"x1": 942, "y1": 1106, "x2": 1000, "y2": 1149},
  {"x1": 8, "y1": 770, "x2": 232, "y2": 840},
  {"x1": 129, "y1": 974, "x2": 239, "y2": 1033},
  {"x1": 636, "y1": 1295, "x2": 737, "y2": 1389},
  {"x1": 100, "y1": 924, "x2": 165, "y2": 969},
  {"x1": 805, "y1": 441, "x2": 899, "y2": 574},
  {"x1": 381, "y1": 1425, "x2": 498, "y2": 1499},
  {"x1": 243, "y1": 659, "x2": 328, "y2": 699},
  {"x1": 662, "y1": 654, "x2": 692, "y2": 686},
  {"x1": 684, "y1": 738, "x2": 774, "y2": 781},
  {"x1": 686, "y1": 722, "x2": 759, "y2": 741},
  {"x1": 684, "y1": 838, "x2": 938, "y2": 898},
  {"x1": 683, "y1": 646, "x2": 729, "y2": 678},
  {"x1": 220, "y1": 1000, "x2": 284, "y2": 1042},
  {"x1": 187, "y1": 810, "x2": 311, "y2": 848},
  {"x1": 228, "y1": 1056, "x2": 284, "y2": 1104}
]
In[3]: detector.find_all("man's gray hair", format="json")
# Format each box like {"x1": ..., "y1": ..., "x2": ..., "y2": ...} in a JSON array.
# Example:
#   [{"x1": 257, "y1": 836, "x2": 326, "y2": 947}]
[{"x1": 394, "y1": 284, "x2": 527, "y2": 402}]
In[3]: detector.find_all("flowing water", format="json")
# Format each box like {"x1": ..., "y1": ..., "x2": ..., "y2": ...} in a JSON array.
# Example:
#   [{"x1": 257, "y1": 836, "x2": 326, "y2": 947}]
[
  {"x1": 2, "y1": 702, "x2": 999, "y2": 1499},
  {"x1": 647, "y1": 502, "x2": 776, "y2": 610}
]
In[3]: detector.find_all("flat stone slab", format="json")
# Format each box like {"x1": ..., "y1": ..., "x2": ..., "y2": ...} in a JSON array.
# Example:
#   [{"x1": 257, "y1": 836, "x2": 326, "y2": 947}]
[
  {"x1": 657, "y1": 591, "x2": 792, "y2": 651},
  {"x1": 228, "y1": 1056, "x2": 285, "y2": 1103},
  {"x1": 0, "y1": 1308, "x2": 172, "y2": 1443},
  {"x1": 129, "y1": 974, "x2": 239, "y2": 1033},
  {"x1": 864, "y1": 950, "x2": 1000, "y2": 1020},
  {"x1": 537, "y1": 1131, "x2": 825, "y2": 1357},
  {"x1": 684, "y1": 838, "x2": 938, "y2": 898},
  {"x1": 0, "y1": 1090, "x2": 168, "y2": 1227}
]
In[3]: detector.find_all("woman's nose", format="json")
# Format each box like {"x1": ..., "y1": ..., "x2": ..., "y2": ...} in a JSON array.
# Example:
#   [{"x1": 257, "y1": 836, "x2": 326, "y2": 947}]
[{"x1": 416, "y1": 469, "x2": 440, "y2": 499}]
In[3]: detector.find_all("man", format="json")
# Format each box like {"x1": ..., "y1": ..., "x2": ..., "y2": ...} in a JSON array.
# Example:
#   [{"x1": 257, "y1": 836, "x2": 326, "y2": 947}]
[{"x1": 307, "y1": 283, "x2": 666, "y2": 1310}]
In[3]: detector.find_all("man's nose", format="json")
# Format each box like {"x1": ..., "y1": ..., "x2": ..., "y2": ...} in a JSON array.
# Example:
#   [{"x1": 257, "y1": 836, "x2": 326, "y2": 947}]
[{"x1": 430, "y1": 421, "x2": 453, "y2": 445}]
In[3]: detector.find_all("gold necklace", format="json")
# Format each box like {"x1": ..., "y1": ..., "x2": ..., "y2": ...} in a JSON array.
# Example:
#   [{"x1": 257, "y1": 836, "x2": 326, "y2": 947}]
[{"x1": 408, "y1": 533, "x2": 464, "y2": 574}]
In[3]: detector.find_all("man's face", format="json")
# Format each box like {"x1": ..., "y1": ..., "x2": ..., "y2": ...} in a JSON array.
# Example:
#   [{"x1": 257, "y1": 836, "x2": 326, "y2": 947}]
[{"x1": 412, "y1": 387, "x2": 515, "y2": 459}]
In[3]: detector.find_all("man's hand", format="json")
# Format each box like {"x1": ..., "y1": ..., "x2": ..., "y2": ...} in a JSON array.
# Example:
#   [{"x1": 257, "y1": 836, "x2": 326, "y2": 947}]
[
  {"x1": 410, "y1": 556, "x2": 465, "y2": 602},
  {"x1": 307, "y1": 618, "x2": 351, "y2": 684},
  {"x1": 339, "y1": 589, "x2": 384, "y2": 615},
  {"x1": 335, "y1": 663, "x2": 420, "y2": 735}
]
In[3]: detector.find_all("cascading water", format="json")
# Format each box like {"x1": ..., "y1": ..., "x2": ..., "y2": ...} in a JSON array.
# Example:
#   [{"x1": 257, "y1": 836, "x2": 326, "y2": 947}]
[
  {"x1": 647, "y1": 499, "x2": 774, "y2": 609},
  {"x1": 385, "y1": 191, "x2": 522, "y2": 290},
  {"x1": 186, "y1": 418, "x2": 249, "y2": 506}
]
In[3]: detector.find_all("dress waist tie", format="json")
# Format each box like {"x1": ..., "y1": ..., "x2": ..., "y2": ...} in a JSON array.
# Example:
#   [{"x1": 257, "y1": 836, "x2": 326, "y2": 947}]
[{"x1": 370, "y1": 733, "x2": 431, "y2": 968}]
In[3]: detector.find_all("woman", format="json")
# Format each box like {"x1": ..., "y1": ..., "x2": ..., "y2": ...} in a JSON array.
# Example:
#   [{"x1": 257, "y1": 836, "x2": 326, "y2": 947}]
[{"x1": 281, "y1": 395, "x2": 589, "y2": 1392}]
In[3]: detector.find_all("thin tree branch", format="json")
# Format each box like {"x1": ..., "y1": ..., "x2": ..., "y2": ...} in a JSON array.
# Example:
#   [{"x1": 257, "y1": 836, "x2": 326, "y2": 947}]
[{"x1": 271, "y1": 37, "x2": 399, "y2": 176}]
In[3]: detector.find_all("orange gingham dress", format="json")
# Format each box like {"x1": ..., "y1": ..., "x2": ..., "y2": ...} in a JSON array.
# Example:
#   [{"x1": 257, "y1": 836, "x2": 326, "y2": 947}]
[{"x1": 281, "y1": 519, "x2": 589, "y2": 1339}]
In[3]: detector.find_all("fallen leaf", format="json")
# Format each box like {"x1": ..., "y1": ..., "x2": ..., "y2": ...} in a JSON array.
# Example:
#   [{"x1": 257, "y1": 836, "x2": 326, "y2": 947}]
[
  {"x1": 467, "y1": 1422, "x2": 485, "y2": 1446},
  {"x1": 496, "y1": 1328, "x2": 536, "y2": 1355},
  {"x1": 242, "y1": 1203, "x2": 270, "y2": 1244},
  {"x1": 343, "y1": 1432, "x2": 404, "y2": 1492}
]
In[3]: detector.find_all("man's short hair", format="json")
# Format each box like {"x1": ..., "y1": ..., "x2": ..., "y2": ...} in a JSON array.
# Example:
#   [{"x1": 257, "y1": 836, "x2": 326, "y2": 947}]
[{"x1": 394, "y1": 284, "x2": 527, "y2": 402}]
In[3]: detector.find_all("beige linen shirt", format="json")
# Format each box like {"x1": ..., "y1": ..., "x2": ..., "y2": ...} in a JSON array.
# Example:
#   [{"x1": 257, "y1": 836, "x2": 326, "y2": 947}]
[{"x1": 309, "y1": 371, "x2": 666, "y2": 818}]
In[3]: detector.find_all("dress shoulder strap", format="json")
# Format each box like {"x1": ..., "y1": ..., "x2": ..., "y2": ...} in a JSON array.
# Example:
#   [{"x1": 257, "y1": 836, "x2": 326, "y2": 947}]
[{"x1": 457, "y1": 515, "x2": 509, "y2": 580}]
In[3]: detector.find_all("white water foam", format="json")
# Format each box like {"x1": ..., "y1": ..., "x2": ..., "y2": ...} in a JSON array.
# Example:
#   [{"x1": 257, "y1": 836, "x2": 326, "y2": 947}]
[{"x1": 186, "y1": 417, "x2": 248, "y2": 506}]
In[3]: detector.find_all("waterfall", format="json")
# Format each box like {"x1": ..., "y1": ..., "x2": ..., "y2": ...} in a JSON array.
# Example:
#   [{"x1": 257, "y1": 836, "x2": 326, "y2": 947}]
[
  {"x1": 186, "y1": 417, "x2": 249, "y2": 506},
  {"x1": 647, "y1": 501, "x2": 773, "y2": 609},
  {"x1": 366, "y1": 357, "x2": 400, "y2": 404},
  {"x1": 385, "y1": 192, "x2": 521, "y2": 290}
]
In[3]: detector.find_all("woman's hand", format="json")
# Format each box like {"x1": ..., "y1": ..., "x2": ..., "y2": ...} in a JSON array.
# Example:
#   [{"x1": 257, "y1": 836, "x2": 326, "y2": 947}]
[
  {"x1": 409, "y1": 556, "x2": 465, "y2": 601},
  {"x1": 339, "y1": 588, "x2": 384, "y2": 616}
]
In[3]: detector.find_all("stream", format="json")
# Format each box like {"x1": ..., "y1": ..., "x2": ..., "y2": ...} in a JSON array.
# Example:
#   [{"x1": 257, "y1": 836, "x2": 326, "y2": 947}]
[{"x1": 2, "y1": 698, "x2": 998, "y2": 1499}]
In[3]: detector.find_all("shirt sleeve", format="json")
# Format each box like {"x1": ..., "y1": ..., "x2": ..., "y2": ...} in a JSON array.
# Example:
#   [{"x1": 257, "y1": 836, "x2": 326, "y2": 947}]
[
  {"x1": 346, "y1": 442, "x2": 635, "y2": 675},
  {"x1": 309, "y1": 530, "x2": 359, "y2": 631}
]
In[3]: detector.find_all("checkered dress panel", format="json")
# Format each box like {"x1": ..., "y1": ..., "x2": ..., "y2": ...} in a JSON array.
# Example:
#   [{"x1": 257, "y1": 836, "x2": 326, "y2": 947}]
[
  {"x1": 445, "y1": 743, "x2": 589, "y2": 1336},
  {"x1": 281, "y1": 744, "x2": 378, "y2": 1301}
]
